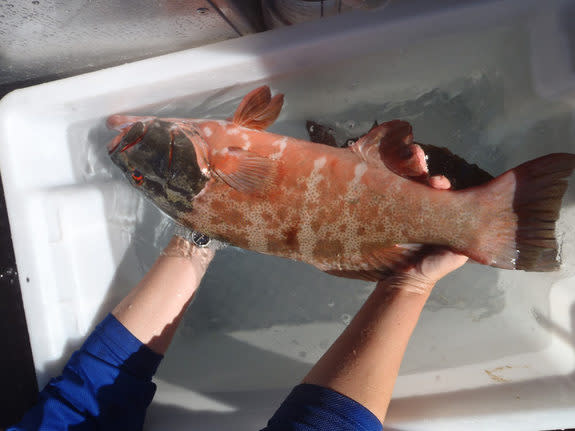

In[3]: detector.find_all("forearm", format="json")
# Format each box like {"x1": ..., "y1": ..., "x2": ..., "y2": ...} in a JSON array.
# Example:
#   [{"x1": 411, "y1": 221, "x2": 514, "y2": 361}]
[
  {"x1": 113, "y1": 236, "x2": 214, "y2": 354},
  {"x1": 303, "y1": 276, "x2": 433, "y2": 423},
  {"x1": 9, "y1": 236, "x2": 213, "y2": 430},
  {"x1": 9, "y1": 315, "x2": 164, "y2": 431}
]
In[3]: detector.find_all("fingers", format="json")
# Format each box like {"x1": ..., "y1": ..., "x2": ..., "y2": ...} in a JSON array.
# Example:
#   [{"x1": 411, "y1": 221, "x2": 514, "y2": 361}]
[
  {"x1": 417, "y1": 248, "x2": 469, "y2": 282},
  {"x1": 401, "y1": 143, "x2": 428, "y2": 177},
  {"x1": 368, "y1": 121, "x2": 430, "y2": 178},
  {"x1": 428, "y1": 175, "x2": 451, "y2": 190}
]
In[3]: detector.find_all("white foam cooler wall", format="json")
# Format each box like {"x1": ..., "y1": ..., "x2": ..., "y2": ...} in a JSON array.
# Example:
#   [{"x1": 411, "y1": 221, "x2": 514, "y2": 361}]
[{"x1": 1, "y1": 0, "x2": 575, "y2": 430}]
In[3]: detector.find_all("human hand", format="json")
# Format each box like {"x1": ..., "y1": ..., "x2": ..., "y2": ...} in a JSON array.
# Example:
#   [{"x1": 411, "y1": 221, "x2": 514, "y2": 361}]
[
  {"x1": 390, "y1": 247, "x2": 468, "y2": 295},
  {"x1": 113, "y1": 234, "x2": 214, "y2": 354},
  {"x1": 381, "y1": 174, "x2": 468, "y2": 294},
  {"x1": 303, "y1": 173, "x2": 467, "y2": 422},
  {"x1": 161, "y1": 234, "x2": 215, "y2": 270}
]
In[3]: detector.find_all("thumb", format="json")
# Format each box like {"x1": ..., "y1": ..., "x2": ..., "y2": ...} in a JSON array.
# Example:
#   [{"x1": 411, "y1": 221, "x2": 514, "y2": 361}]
[{"x1": 417, "y1": 249, "x2": 469, "y2": 282}]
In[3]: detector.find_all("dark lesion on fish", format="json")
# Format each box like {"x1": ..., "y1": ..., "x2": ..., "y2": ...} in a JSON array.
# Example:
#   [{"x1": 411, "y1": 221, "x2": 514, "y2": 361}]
[
  {"x1": 265, "y1": 226, "x2": 301, "y2": 255},
  {"x1": 306, "y1": 120, "x2": 494, "y2": 190},
  {"x1": 166, "y1": 181, "x2": 195, "y2": 202},
  {"x1": 141, "y1": 176, "x2": 168, "y2": 201},
  {"x1": 276, "y1": 207, "x2": 289, "y2": 222},
  {"x1": 224, "y1": 208, "x2": 249, "y2": 226},
  {"x1": 283, "y1": 226, "x2": 300, "y2": 249},
  {"x1": 128, "y1": 119, "x2": 208, "y2": 202},
  {"x1": 313, "y1": 239, "x2": 344, "y2": 261},
  {"x1": 167, "y1": 128, "x2": 208, "y2": 196},
  {"x1": 210, "y1": 215, "x2": 225, "y2": 225},
  {"x1": 266, "y1": 234, "x2": 287, "y2": 254},
  {"x1": 169, "y1": 197, "x2": 194, "y2": 213}
]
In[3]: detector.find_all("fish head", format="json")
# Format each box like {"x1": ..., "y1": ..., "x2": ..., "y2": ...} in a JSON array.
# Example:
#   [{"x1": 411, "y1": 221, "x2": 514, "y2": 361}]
[{"x1": 107, "y1": 114, "x2": 208, "y2": 217}]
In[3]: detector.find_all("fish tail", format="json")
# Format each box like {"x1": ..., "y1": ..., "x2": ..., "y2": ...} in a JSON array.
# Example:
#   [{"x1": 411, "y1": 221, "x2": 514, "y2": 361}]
[{"x1": 469, "y1": 153, "x2": 575, "y2": 271}]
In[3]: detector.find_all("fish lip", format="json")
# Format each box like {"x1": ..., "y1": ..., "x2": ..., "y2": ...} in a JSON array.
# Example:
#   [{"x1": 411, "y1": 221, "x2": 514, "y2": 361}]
[
  {"x1": 106, "y1": 114, "x2": 152, "y2": 131},
  {"x1": 107, "y1": 133, "x2": 125, "y2": 155}
]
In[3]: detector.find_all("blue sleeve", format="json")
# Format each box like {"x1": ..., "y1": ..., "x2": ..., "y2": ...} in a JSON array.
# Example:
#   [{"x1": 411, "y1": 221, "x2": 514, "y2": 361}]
[
  {"x1": 262, "y1": 383, "x2": 383, "y2": 431},
  {"x1": 8, "y1": 314, "x2": 163, "y2": 431}
]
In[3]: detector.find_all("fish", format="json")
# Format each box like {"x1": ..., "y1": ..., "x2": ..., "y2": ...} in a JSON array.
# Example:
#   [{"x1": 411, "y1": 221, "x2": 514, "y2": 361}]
[
  {"x1": 107, "y1": 85, "x2": 575, "y2": 282},
  {"x1": 305, "y1": 120, "x2": 495, "y2": 190}
]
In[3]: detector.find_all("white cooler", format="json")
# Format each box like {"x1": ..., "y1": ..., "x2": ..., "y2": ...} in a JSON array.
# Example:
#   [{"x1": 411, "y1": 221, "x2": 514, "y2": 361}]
[{"x1": 1, "y1": 0, "x2": 575, "y2": 429}]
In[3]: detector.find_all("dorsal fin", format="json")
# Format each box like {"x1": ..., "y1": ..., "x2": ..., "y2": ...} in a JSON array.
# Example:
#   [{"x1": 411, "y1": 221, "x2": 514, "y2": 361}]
[
  {"x1": 211, "y1": 146, "x2": 280, "y2": 194},
  {"x1": 232, "y1": 86, "x2": 284, "y2": 130},
  {"x1": 350, "y1": 120, "x2": 428, "y2": 180}
]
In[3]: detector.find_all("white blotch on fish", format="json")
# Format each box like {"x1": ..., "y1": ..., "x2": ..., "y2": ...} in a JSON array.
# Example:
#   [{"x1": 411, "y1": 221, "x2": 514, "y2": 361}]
[{"x1": 269, "y1": 137, "x2": 288, "y2": 160}]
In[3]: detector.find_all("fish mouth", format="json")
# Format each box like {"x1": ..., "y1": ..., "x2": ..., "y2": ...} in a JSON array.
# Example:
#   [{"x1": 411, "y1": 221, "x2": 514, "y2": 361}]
[{"x1": 107, "y1": 133, "x2": 125, "y2": 154}]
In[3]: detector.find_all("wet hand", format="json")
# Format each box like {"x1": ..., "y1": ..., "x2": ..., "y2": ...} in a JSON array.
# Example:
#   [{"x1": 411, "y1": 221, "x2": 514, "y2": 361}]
[
  {"x1": 400, "y1": 247, "x2": 468, "y2": 290},
  {"x1": 161, "y1": 235, "x2": 215, "y2": 270},
  {"x1": 419, "y1": 174, "x2": 468, "y2": 282},
  {"x1": 382, "y1": 175, "x2": 468, "y2": 294}
]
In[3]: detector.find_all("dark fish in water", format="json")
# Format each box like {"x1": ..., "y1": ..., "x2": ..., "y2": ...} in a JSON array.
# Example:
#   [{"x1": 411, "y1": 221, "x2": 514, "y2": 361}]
[
  {"x1": 306, "y1": 120, "x2": 494, "y2": 190},
  {"x1": 306, "y1": 120, "x2": 339, "y2": 149},
  {"x1": 107, "y1": 86, "x2": 575, "y2": 284}
]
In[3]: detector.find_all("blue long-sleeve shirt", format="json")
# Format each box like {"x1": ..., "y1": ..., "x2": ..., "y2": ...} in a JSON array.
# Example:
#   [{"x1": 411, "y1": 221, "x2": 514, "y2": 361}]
[{"x1": 9, "y1": 314, "x2": 382, "y2": 431}]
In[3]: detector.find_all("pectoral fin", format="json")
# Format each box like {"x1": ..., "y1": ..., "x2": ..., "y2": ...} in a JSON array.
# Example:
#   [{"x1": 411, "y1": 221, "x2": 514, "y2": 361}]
[
  {"x1": 232, "y1": 86, "x2": 284, "y2": 130},
  {"x1": 211, "y1": 147, "x2": 280, "y2": 194}
]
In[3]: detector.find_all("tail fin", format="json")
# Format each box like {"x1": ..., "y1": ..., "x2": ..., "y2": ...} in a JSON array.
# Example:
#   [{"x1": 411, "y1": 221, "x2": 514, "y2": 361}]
[{"x1": 470, "y1": 153, "x2": 575, "y2": 271}]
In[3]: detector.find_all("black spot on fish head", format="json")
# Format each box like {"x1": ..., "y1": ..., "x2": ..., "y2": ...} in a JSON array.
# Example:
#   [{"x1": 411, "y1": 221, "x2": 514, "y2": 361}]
[
  {"x1": 109, "y1": 119, "x2": 208, "y2": 219},
  {"x1": 109, "y1": 120, "x2": 170, "y2": 188},
  {"x1": 166, "y1": 125, "x2": 208, "y2": 196}
]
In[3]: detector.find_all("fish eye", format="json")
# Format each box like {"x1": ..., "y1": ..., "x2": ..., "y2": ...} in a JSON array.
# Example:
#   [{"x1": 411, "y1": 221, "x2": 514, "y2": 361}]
[{"x1": 131, "y1": 169, "x2": 144, "y2": 185}]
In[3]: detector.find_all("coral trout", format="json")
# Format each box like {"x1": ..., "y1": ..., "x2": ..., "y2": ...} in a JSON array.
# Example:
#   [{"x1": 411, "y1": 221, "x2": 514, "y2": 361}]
[{"x1": 107, "y1": 86, "x2": 575, "y2": 281}]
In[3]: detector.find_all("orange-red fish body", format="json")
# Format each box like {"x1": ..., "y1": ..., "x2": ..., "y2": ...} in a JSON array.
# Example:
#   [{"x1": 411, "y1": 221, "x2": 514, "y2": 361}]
[
  {"x1": 108, "y1": 86, "x2": 575, "y2": 280},
  {"x1": 185, "y1": 120, "x2": 477, "y2": 273}
]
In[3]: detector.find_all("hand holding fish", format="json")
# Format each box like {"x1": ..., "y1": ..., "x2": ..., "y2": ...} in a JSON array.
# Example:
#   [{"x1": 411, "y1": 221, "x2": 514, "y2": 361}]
[
  {"x1": 160, "y1": 234, "x2": 215, "y2": 262},
  {"x1": 112, "y1": 235, "x2": 214, "y2": 354},
  {"x1": 374, "y1": 173, "x2": 469, "y2": 294},
  {"x1": 303, "y1": 215, "x2": 468, "y2": 426},
  {"x1": 302, "y1": 178, "x2": 467, "y2": 424},
  {"x1": 378, "y1": 246, "x2": 469, "y2": 295}
]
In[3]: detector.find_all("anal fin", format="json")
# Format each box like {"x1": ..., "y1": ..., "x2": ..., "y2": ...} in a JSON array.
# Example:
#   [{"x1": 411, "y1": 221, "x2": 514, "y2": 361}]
[{"x1": 324, "y1": 244, "x2": 434, "y2": 293}]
